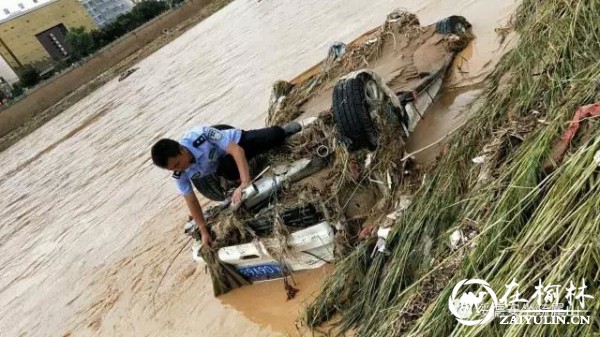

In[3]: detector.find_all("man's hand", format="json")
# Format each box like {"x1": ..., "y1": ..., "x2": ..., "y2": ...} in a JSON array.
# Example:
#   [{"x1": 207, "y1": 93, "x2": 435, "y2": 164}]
[
  {"x1": 183, "y1": 193, "x2": 213, "y2": 250},
  {"x1": 225, "y1": 142, "x2": 252, "y2": 204},
  {"x1": 200, "y1": 227, "x2": 213, "y2": 250},
  {"x1": 231, "y1": 180, "x2": 250, "y2": 205},
  {"x1": 232, "y1": 186, "x2": 244, "y2": 205}
]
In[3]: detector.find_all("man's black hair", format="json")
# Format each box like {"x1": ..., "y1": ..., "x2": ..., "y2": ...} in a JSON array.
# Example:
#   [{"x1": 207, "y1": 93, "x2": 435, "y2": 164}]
[{"x1": 151, "y1": 138, "x2": 181, "y2": 168}]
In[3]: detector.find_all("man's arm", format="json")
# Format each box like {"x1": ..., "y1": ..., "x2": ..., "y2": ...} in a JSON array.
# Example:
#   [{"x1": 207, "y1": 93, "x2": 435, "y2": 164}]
[
  {"x1": 183, "y1": 192, "x2": 213, "y2": 248},
  {"x1": 226, "y1": 142, "x2": 251, "y2": 204}
]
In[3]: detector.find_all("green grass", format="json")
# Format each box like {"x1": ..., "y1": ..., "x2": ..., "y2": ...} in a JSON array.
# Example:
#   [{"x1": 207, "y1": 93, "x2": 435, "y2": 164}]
[{"x1": 305, "y1": 0, "x2": 600, "y2": 335}]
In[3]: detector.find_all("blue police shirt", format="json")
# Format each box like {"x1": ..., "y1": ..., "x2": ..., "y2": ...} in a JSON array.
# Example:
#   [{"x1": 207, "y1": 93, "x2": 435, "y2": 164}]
[{"x1": 173, "y1": 126, "x2": 242, "y2": 195}]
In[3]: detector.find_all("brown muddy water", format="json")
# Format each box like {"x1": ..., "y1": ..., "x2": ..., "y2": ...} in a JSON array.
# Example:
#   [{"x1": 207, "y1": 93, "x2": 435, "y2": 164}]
[{"x1": 0, "y1": 0, "x2": 517, "y2": 336}]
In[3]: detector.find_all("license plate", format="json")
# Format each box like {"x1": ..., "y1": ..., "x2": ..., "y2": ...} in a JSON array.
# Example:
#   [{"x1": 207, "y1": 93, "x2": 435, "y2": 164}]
[{"x1": 236, "y1": 263, "x2": 284, "y2": 282}]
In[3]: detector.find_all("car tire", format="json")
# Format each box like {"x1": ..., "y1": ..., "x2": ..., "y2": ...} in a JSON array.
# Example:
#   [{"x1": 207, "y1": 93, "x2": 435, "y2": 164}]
[
  {"x1": 333, "y1": 74, "x2": 381, "y2": 151},
  {"x1": 435, "y1": 15, "x2": 471, "y2": 35}
]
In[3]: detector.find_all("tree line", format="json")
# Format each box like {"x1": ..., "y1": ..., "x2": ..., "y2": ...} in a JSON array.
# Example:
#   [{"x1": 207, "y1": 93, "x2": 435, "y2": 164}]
[{"x1": 66, "y1": 0, "x2": 173, "y2": 60}]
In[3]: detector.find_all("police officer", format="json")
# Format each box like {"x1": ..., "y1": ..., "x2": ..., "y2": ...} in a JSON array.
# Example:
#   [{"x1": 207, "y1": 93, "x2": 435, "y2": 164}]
[{"x1": 151, "y1": 122, "x2": 301, "y2": 249}]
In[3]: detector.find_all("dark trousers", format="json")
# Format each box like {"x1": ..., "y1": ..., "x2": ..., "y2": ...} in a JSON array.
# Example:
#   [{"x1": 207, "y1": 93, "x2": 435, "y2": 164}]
[{"x1": 216, "y1": 126, "x2": 285, "y2": 181}]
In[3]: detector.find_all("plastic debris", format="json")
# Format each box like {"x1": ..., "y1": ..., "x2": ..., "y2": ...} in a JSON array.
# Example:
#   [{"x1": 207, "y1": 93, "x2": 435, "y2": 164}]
[
  {"x1": 364, "y1": 153, "x2": 373, "y2": 168},
  {"x1": 449, "y1": 229, "x2": 465, "y2": 249},
  {"x1": 385, "y1": 9, "x2": 419, "y2": 26},
  {"x1": 327, "y1": 41, "x2": 347, "y2": 60},
  {"x1": 471, "y1": 156, "x2": 486, "y2": 164},
  {"x1": 365, "y1": 37, "x2": 379, "y2": 46},
  {"x1": 322, "y1": 42, "x2": 348, "y2": 72},
  {"x1": 301, "y1": 116, "x2": 319, "y2": 128},
  {"x1": 386, "y1": 195, "x2": 413, "y2": 220},
  {"x1": 118, "y1": 67, "x2": 139, "y2": 82},
  {"x1": 373, "y1": 227, "x2": 392, "y2": 256},
  {"x1": 546, "y1": 102, "x2": 600, "y2": 170}
]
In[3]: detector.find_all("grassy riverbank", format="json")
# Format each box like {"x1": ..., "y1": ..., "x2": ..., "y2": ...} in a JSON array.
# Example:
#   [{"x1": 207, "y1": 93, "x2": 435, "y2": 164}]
[{"x1": 306, "y1": 0, "x2": 600, "y2": 335}]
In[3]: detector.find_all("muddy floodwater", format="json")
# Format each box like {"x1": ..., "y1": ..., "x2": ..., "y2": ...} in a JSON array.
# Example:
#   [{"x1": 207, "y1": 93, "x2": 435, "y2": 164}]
[{"x1": 0, "y1": 0, "x2": 517, "y2": 336}]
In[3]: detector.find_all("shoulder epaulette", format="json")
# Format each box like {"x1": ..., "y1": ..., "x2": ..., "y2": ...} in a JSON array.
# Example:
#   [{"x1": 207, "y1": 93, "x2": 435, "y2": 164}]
[{"x1": 192, "y1": 134, "x2": 207, "y2": 147}]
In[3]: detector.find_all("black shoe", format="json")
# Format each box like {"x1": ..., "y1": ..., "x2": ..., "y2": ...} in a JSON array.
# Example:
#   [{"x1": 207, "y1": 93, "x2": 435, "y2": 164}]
[{"x1": 282, "y1": 122, "x2": 302, "y2": 137}]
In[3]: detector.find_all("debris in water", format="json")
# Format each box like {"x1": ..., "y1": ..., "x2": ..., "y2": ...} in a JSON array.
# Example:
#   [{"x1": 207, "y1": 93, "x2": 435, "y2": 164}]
[
  {"x1": 284, "y1": 277, "x2": 299, "y2": 300},
  {"x1": 118, "y1": 67, "x2": 139, "y2": 82},
  {"x1": 327, "y1": 42, "x2": 347, "y2": 60},
  {"x1": 195, "y1": 9, "x2": 474, "y2": 304},
  {"x1": 365, "y1": 37, "x2": 378, "y2": 46}
]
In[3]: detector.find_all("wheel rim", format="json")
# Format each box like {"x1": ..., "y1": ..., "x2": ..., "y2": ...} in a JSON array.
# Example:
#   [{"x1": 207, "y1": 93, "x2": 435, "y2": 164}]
[
  {"x1": 364, "y1": 80, "x2": 385, "y2": 111},
  {"x1": 363, "y1": 79, "x2": 384, "y2": 148}
]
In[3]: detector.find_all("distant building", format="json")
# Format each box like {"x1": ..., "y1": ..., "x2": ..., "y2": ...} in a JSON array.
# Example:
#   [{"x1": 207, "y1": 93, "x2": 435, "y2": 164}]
[
  {"x1": 0, "y1": 0, "x2": 97, "y2": 72},
  {"x1": 80, "y1": 0, "x2": 134, "y2": 27}
]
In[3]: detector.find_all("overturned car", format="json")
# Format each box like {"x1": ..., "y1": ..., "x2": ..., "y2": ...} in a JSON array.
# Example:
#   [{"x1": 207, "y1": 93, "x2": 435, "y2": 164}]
[{"x1": 184, "y1": 11, "x2": 473, "y2": 288}]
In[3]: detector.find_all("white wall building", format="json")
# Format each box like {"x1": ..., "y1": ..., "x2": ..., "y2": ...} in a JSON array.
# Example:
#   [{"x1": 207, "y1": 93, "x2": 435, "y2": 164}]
[
  {"x1": 0, "y1": 0, "x2": 54, "y2": 20},
  {"x1": 0, "y1": 55, "x2": 19, "y2": 85},
  {"x1": 80, "y1": 0, "x2": 134, "y2": 27}
]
